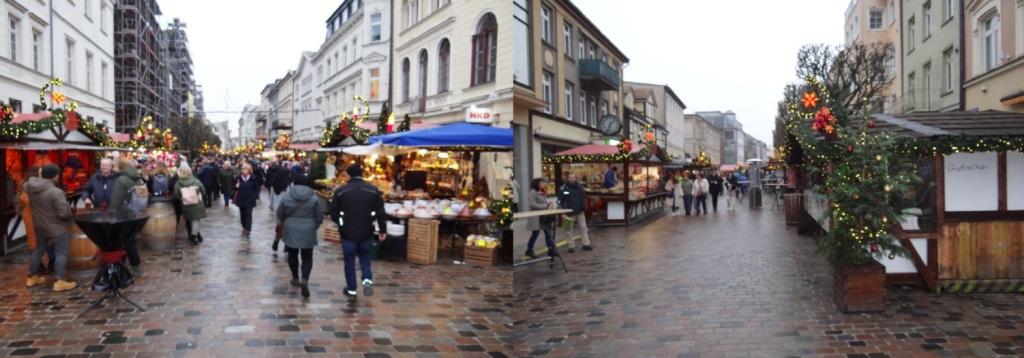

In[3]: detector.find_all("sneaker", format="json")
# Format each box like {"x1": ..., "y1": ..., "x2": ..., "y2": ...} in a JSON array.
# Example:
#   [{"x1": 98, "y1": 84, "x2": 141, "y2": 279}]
[
  {"x1": 568, "y1": 247, "x2": 576, "y2": 254},
  {"x1": 189, "y1": 235, "x2": 198, "y2": 246},
  {"x1": 132, "y1": 265, "x2": 143, "y2": 277},
  {"x1": 525, "y1": 250, "x2": 537, "y2": 259},
  {"x1": 343, "y1": 289, "x2": 357, "y2": 300},
  {"x1": 362, "y1": 279, "x2": 374, "y2": 297},
  {"x1": 25, "y1": 275, "x2": 47, "y2": 288},
  {"x1": 300, "y1": 282, "x2": 310, "y2": 298},
  {"x1": 53, "y1": 279, "x2": 77, "y2": 292},
  {"x1": 582, "y1": 245, "x2": 594, "y2": 251},
  {"x1": 290, "y1": 278, "x2": 301, "y2": 287}
]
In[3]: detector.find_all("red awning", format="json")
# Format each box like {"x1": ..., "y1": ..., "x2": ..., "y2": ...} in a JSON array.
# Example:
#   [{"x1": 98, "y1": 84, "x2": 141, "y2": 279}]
[
  {"x1": 720, "y1": 164, "x2": 738, "y2": 172},
  {"x1": 12, "y1": 112, "x2": 52, "y2": 123},
  {"x1": 289, "y1": 143, "x2": 320, "y2": 151},
  {"x1": 110, "y1": 133, "x2": 131, "y2": 143},
  {"x1": 554, "y1": 143, "x2": 643, "y2": 156}
]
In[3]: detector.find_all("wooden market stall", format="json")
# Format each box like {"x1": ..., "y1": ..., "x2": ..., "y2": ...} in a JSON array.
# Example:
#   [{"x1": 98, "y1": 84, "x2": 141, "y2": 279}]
[
  {"x1": 815, "y1": 111, "x2": 1024, "y2": 293},
  {"x1": 544, "y1": 143, "x2": 667, "y2": 226}
]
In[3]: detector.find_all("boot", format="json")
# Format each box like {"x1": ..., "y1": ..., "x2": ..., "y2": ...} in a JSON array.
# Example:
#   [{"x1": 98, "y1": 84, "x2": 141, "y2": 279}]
[
  {"x1": 300, "y1": 281, "x2": 310, "y2": 298},
  {"x1": 26, "y1": 275, "x2": 47, "y2": 288},
  {"x1": 53, "y1": 279, "x2": 78, "y2": 292},
  {"x1": 197, "y1": 233, "x2": 204, "y2": 243},
  {"x1": 272, "y1": 239, "x2": 280, "y2": 252},
  {"x1": 525, "y1": 250, "x2": 537, "y2": 259}
]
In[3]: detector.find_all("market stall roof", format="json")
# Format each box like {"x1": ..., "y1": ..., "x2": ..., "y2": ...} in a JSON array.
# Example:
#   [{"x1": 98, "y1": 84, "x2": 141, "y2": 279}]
[
  {"x1": 553, "y1": 143, "x2": 643, "y2": 156},
  {"x1": 368, "y1": 122, "x2": 512, "y2": 149},
  {"x1": 720, "y1": 164, "x2": 738, "y2": 172},
  {"x1": 289, "y1": 143, "x2": 320, "y2": 151},
  {"x1": 110, "y1": 133, "x2": 131, "y2": 143},
  {"x1": 357, "y1": 121, "x2": 438, "y2": 132},
  {"x1": 0, "y1": 141, "x2": 120, "y2": 151},
  {"x1": 318, "y1": 142, "x2": 418, "y2": 156},
  {"x1": 12, "y1": 112, "x2": 51, "y2": 123},
  {"x1": 870, "y1": 111, "x2": 1024, "y2": 137}
]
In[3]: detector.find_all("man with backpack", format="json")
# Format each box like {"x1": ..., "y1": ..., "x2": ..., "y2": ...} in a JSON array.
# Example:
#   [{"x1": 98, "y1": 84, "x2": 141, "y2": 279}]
[{"x1": 110, "y1": 158, "x2": 146, "y2": 275}]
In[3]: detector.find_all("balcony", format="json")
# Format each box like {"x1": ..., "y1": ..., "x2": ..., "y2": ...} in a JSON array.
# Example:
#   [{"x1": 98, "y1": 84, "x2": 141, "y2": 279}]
[
  {"x1": 578, "y1": 59, "x2": 619, "y2": 92},
  {"x1": 272, "y1": 119, "x2": 292, "y2": 130}
]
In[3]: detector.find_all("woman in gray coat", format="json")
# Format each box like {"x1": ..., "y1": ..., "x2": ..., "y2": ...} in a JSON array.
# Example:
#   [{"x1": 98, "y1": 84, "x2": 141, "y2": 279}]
[
  {"x1": 275, "y1": 174, "x2": 323, "y2": 298},
  {"x1": 525, "y1": 178, "x2": 558, "y2": 258}
]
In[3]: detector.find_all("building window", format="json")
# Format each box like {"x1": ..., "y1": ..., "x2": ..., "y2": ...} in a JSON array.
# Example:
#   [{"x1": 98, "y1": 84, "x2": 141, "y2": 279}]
[
  {"x1": 513, "y1": 0, "x2": 531, "y2": 87},
  {"x1": 945, "y1": 0, "x2": 955, "y2": 21},
  {"x1": 401, "y1": 58, "x2": 410, "y2": 102},
  {"x1": 869, "y1": 9, "x2": 883, "y2": 30},
  {"x1": 578, "y1": 37, "x2": 585, "y2": 59},
  {"x1": 563, "y1": 22, "x2": 573, "y2": 57},
  {"x1": 907, "y1": 17, "x2": 916, "y2": 51},
  {"x1": 981, "y1": 13, "x2": 1000, "y2": 72},
  {"x1": 100, "y1": 2, "x2": 107, "y2": 33},
  {"x1": 542, "y1": 72, "x2": 553, "y2": 114},
  {"x1": 101, "y1": 61, "x2": 108, "y2": 97},
  {"x1": 564, "y1": 81, "x2": 574, "y2": 120},
  {"x1": 922, "y1": 62, "x2": 932, "y2": 109},
  {"x1": 370, "y1": 13, "x2": 382, "y2": 41},
  {"x1": 84, "y1": 0, "x2": 92, "y2": 19},
  {"x1": 352, "y1": 38, "x2": 358, "y2": 62},
  {"x1": 342, "y1": 46, "x2": 348, "y2": 67},
  {"x1": 588, "y1": 95, "x2": 597, "y2": 127},
  {"x1": 317, "y1": 65, "x2": 323, "y2": 85},
  {"x1": 9, "y1": 17, "x2": 18, "y2": 63},
  {"x1": 580, "y1": 93, "x2": 587, "y2": 125},
  {"x1": 32, "y1": 30, "x2": 41, "y2": 70},
  {"x1": 942, "y1": 48, "x2": 953, "y2": 92},
  {"x1": 540, "y1": 4, "x2": 552, "y2": 44},
  {"x1": 437, "y1": 39, "x2": 450, "y2": 93},
  {"x1": 923, "y1": 2, "x2": 932, "y2": 37},
  {"x1": 888, "y1": 0, "x2": 895, "y2": 26},
  {"x1": 471, "y1": 13, "x2": 497, "y2": 85},
  {"x1": 66, "y1": 39, "x2": 75, "y2": 84},
  {"x1": 418, "y1": 49, "x2": 428, "y2": 100},
  {"x1": 369, "y1": 68, "x2": 380, "y2": 99},
  {"x1": 8, "y1": 99, "x2": 21, "y2": 113},
  {"x1": 907, "y1": 72, "x2": 916, "y2": 109},
  {"x1": 404, "y1": 0, "x2": 420, "y2": 29},
  {"x1": 334, "y1": 52, "x2": 339, "y2": 73},
  {"x1": 86, "y1": 52, "x2": 93, "y2": 92}
]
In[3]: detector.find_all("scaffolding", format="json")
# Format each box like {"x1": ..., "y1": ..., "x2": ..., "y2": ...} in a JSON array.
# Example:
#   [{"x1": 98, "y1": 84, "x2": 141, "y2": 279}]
[
  {"x1": 162, "y1": 18, "x2": 199, "y2": 120},
  {"x1": 114, "y1": 0, "x2": 166, "y2": 132}
]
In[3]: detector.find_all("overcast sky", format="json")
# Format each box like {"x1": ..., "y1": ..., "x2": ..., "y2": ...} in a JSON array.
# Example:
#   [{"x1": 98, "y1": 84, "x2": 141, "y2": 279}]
[
  {"x1": 159, "y1": 0, "x2": 846, "y2": 145},
  {"x1": 574, "y1": 0, "x2": 848, "y2": 147},
  {"x1": 157, "y1": 1, "x2": 339, "y2": 135}
]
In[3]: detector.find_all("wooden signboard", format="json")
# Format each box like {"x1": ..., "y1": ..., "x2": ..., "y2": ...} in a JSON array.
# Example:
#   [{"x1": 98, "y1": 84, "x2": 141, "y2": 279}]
[
  {"x1": 406, "y1": 218, "x2": 439, "y2": 264},
  {"x1": 1007, "y1": 151, "x2": 1024, "y2": 211},
  {"x1": 944, "y1": 152, "x2": 998, "y2": 212}
]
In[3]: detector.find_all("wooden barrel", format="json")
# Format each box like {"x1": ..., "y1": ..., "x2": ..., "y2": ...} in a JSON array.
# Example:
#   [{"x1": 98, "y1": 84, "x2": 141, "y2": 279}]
[
  {"x1": 139, "y1": 197, "x2": 177, "y2": 250},
  {"x1": 784, "y1": 193, "x2": 804, "y2": 225},
  {"x1": 67, "y1": 221, "x2": 102, "y2": 271}
]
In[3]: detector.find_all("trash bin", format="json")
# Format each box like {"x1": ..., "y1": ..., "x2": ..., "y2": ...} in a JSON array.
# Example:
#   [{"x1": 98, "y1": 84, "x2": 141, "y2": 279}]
[
  {"x1": 369, "y1": 239, "x2": 382, "y2": 260},
  {"x1": 749, "y1": 187, "x2": 763, "y2": 209}
]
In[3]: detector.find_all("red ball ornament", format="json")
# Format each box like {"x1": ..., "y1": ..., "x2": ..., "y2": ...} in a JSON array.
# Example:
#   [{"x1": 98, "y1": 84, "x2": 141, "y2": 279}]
[
  {"x1": 847, "y1": 145, "x2": 854, "y2": 153},
  {"x1": 870, "y1": 243, "x2": 879, "y2": 253},
  {"x1": 868, "y1": 120, "x2": 876, "y2": 128}
]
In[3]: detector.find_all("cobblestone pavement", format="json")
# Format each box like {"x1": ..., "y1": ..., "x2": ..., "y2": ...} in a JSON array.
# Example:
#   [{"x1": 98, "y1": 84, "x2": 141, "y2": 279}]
[
  {"x1": 513, "y1": 206, "x2": 1024, "y2": 358},
  {"x1": 0, "y1": 191, "x2": 512, "y2": 358}
]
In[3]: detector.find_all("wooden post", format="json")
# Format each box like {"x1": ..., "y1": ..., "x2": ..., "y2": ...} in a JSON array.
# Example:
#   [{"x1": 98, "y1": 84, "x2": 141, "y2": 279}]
[{"x1": 998, "y1": 151, "x2": 1007, "y2": 211}]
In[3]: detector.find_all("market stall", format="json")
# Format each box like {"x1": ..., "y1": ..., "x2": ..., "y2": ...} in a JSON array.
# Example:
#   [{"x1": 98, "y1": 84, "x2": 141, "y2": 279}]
[
  {"x1": 543, "y1": 141, "x2": 667, "y2": 226},
  {"x1": 2, "y1": 79, "x2": 120, "y2": 256}
]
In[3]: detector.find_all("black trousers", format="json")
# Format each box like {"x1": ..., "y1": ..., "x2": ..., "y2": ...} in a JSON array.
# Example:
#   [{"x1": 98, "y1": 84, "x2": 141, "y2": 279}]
[
  {"x1": 125, "y1": 233, "x2": 141, "y2": 266},
  {"x1": 286, "y1": 247, "x2": 314, "y2": 281},
  {"x1": 711, "y1": 193, "x2": 720, "y2": 212},
  {"x1": 239, "y1": 206, "x2": 253, "y2": 232},
  {"x1": 203, "y1": 186, "x2": 216, "y2": 207}
]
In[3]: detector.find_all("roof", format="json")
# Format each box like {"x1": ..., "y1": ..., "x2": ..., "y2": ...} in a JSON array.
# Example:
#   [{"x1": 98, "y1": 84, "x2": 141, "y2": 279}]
[
  {"x1": 554, "y1": 143, "x2": 643, "y2": 156},
  {"x1": 869, "y1": 111, "x2": 1024, "y2": 138},
  {"x1": 624, "y1": 81, "x2": 686, "y2": 109},
  {"x1": 558, "y1": 0, "x2": 629, "y2": 63}
]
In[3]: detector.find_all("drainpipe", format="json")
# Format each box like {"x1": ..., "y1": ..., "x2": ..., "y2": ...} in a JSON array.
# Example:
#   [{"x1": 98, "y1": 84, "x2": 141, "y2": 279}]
[
  {"x1": 387, "y1": 0, "x2": 394, "y2": 112},
  {"x1": 49, "y1": 0, "x2": 54, "y2": 78},
  {"x1": 958, "y1": 0, "x2": 965, "y2": 111}
]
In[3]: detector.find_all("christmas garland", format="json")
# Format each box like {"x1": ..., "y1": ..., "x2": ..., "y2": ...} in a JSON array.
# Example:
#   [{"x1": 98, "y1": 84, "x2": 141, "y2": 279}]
[{"x1": 1, "y1": 79, "x2": 115, "y2": 146}]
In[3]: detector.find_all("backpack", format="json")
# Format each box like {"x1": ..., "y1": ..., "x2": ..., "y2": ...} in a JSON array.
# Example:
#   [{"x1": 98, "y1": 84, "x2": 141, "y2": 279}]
[
  {"x1": 151, "y1": 174, "x2": 169, "y2": 196},
  {"x1": 181, "y1": 185, "x2": 201, "y2": 206},
  {"x1": 127, "y1": 179, "x2": 149, "y2": 213}
]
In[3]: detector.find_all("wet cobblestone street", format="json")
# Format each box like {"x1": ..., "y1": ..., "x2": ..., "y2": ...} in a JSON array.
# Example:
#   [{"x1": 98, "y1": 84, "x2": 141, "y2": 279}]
[
  {"x1": 513, "y1": 206, "x2": 1024, "y2": 358},
  {"x1": 0, "y1": 192, "x2": 512, "y2": 358}
]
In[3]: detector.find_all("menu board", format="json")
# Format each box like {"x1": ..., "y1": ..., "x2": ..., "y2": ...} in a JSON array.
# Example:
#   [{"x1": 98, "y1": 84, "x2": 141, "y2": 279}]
[
  {"x1": 1008, "y1": 151, "x2": 1024, "y2": 210},
  {"x1": 944, "y1": 152, "x2": 998, "y2": 212}
]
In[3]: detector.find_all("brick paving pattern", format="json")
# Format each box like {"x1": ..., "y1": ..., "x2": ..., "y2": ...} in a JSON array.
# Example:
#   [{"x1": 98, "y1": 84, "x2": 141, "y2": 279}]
[
  {"x1": 0, "y1": 192, "x2": 512, "y2": 357},
  {"x1": 514, "y1": 206, "x2": 1024, "y2": 357}
]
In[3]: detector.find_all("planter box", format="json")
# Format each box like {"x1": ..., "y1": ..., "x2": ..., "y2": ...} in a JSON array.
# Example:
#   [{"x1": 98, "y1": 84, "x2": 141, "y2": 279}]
[
  {"x1": 834, "y1": 261, "x2": 887, "y2": 313},
  {"x1": 464, "y1": 245, "x2": 498, "y2": 266}
]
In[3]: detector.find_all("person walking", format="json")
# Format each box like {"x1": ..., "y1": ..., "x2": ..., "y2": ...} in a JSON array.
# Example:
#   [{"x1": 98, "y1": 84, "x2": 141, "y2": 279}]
[
  {"x1": 708, "y1": 171, "x2": 724, "y2": 213},
  {"x1": 525, "y1": 178, "x2": 557, "y2": 259},
  {"x1": 173, "y1": 166, "x2": 208, "y2": 245},
  {"x1": 329, "y1": 164, "x2": 387, "y2": 300},
  {"x1": 18, "y1": 165, "x2": 77, "y2": 292},
  {"x1": 693, "y1": 173, "x2": 710, "y2": 215},
  {"x1": 197, "y1": 160, "x2": 220, "y2": 208},
  {"x1": 680, "y1": 174, "x2": 695, "y2": 215},
  {"x1": 557, "y1": 173, "x2": 592, "y2": 252},
  {"x1": 265, "y1": 161, "x2": 281, "y2": 208},
  {"x1": 271, "y1": 162, "x2": 293, "y2": 212},
  {"x1": 218, "y1": 161, "x2": 237, "y2": 208},
  {"x1": 276, "y1": 174, "x2": 323, "y2": 298},
  {"x1": 234, "y1": 164, "x2": 261, "y2": 238},
  {"x1": 665, "y1": 175, "x2": 683, "y2": 216},
  {"x1": 147, "y1": 161, "x2": 175, "y2": 198},
  {"x1": 109, "y1": 158, "x2": 145, "y2": 275},
  {"x1": 82, "y1": 158, "x2": 118, "y2": 210},
  {"x1": 725, "y1": 175, "x2": 737, "y2": 211}
]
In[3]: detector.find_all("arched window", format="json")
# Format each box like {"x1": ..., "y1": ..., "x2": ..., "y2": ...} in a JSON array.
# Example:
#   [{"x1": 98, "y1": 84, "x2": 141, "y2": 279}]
[
  {"x1": 472, "y1": 13, "x2": 497, "y2": 85},
  {"x1": 418, "y1": 49, "x2": 428, "y2": 110},
  {"x1": 437, "y1": 39, "x2": 450, "y2": 93},
  {"x1": 401, "y1": 58, "x2": 410, "y2": 103}
]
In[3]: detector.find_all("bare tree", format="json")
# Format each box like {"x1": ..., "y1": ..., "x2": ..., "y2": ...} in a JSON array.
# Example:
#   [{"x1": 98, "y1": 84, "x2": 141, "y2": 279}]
[
  {"x1": 167, "y1": 116, "x2": 220, "y2": 152},
  {"x1": 795, "y1": 42, "x2": 894, "y2": 120}
]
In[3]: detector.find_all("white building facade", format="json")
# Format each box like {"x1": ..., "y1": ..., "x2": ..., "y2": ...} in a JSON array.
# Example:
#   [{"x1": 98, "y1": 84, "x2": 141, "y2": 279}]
[
  {"x1": 2, "y1": 0, "x2": 115, "y2": 127},
  {"x1": 237, "y1": 104, "x2": 258, "y2": 147}
]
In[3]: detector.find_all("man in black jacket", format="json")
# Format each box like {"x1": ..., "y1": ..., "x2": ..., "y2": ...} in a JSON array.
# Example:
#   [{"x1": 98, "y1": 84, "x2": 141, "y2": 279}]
[
  {"x1": 271, "y1": 162, "x2": 293, "y2": 212},
  {"x1": 330, "y1": 164, "x2": 387, "y2": 300},
  {"x1": 708, "y1": 171, "x2": 724, "y2": 212},
  {"x1": 265, "y1": 162, "x2": 281, "y2": 209},
  {"x1": 197, "y1": 159, "x2": 220, "y2": 208},
  {"x1": 557, "y1": 173, "x2": 592, "y2": 252}
]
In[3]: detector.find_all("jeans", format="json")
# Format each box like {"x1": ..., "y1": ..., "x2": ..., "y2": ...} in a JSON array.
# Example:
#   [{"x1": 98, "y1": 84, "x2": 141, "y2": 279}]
[
  {"x1": 527, "y1": 227, "x2": 555, "y2": 253},
  {"x1": 695, "y1": 194, "x2": 708, "y2": 214},
  {"x1": 29, "y1": 233, "x2": 69, "y2": 280},
  {"x1": 203, "y1": 186, "x2": 215, "y2": 207},
  {"x1": 683, "y1": 194, "x2": 693, "y2": 215},
  {"x1": 222, "y1": 192, "x2": 231, "y2": 206},
  {"x1": 286, "y1": 247, "x2": 314, "y2": 281},
  {"x1": 239, "y1": 206, "x2": 254, "y2": 232},
  {"x1": 342, "y1": 239, "x2": 373, "y2": 291}
]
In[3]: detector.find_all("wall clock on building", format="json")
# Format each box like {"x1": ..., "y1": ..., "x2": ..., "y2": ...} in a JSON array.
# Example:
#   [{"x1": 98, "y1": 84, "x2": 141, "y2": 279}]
[{"x1": 598, "y1": 115, "x2": 622, "y2": 136}]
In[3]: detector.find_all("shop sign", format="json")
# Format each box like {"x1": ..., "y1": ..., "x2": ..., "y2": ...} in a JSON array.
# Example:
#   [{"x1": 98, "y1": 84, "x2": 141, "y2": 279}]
[{"x1": 465, "y1": 106, "x2": 494, "y2": 124}]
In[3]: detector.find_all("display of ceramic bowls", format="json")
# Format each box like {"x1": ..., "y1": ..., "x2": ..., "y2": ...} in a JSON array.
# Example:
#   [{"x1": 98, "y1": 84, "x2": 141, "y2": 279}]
[
  {"x1": 402, "y1": 200, "x2": 414, "y2": 209},
  {"x1": 473, "y1": 208, "x2": 492, "y2": 217},
  {"x1": 395, "y1": 208, "x2": 413, "y2": 218}
]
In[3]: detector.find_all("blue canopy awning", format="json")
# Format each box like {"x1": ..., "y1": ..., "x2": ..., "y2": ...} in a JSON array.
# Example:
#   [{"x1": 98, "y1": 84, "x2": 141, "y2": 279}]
[{"x1": 368, "y1": 122, "x2": 512, "y2": 150}]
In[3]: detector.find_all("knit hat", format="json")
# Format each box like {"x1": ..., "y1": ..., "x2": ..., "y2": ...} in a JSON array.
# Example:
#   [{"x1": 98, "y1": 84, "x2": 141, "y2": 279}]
[
  {"x1": 346, "y1": 164, "x2": 363, "y2": 178},
  {"x1": 41, "y1": 164, "x2": 61, "y2": 179}
]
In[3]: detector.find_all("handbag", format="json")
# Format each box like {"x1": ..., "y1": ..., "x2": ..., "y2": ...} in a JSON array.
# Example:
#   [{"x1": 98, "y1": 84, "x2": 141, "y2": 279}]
[{"x1": 275, "y1": 196, "x2": 310, "y2": 240}]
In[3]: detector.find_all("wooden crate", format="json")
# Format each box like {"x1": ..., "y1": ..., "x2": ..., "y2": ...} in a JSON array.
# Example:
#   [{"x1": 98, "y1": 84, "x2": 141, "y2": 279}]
[
  {"x1": 464, "y1": 245, "x2": 498, "y2": 266},
  {"x1": 407, "y1": 219, "x2": 439, "y2": 264},
  {"x1": 319, "y1": 221, "x2": 341, "y2": 243}
]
